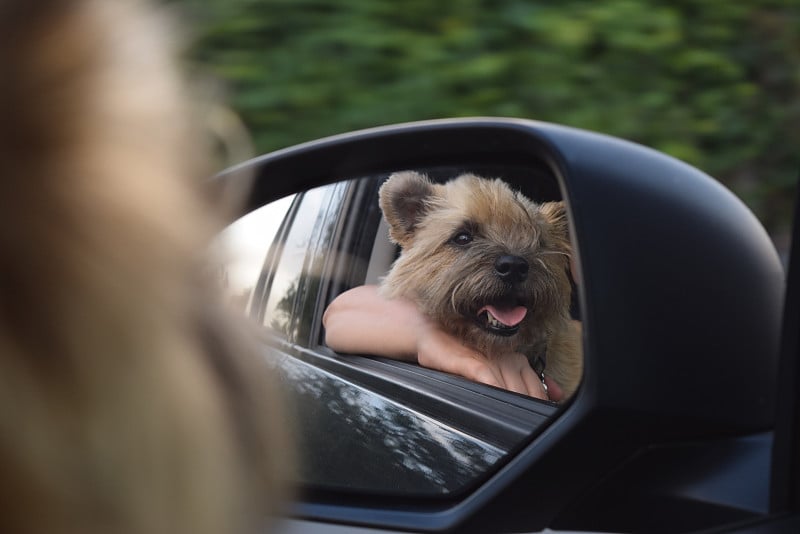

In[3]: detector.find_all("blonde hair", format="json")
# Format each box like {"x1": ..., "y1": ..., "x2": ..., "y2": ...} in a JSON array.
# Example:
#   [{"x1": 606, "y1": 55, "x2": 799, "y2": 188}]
[{"x1": 0, "y1": 1, "x2": 290, "y2": 532}]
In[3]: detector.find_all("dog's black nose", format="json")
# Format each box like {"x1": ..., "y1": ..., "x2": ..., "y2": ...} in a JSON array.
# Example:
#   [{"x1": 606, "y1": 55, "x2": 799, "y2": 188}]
[{"x1": 495, "y1": 255, "x2": 529, "y2": 283}]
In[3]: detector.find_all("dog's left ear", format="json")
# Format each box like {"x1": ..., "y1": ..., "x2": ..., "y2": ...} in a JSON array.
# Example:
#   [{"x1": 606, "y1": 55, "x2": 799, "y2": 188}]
[
  {"x1": 379, "y1": 171, "x2": 436, "y2": 247},
  {"x1": 539, "y1": 201, "x2": 571, "y2": 253}
]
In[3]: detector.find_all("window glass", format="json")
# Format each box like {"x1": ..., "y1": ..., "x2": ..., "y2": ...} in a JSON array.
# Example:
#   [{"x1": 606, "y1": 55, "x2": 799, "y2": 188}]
[
  {"x1": 216, "y1": 194, "x2": 294, "y2": 312},
  {"x1": 264, "y1": 182, "x2": 347, "y2": 342}
]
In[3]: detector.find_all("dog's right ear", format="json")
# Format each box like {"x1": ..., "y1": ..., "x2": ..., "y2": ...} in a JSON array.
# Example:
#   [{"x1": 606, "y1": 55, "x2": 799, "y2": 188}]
[{"x1": 379, "y1": 171, "x2": 435, "y2": 247}]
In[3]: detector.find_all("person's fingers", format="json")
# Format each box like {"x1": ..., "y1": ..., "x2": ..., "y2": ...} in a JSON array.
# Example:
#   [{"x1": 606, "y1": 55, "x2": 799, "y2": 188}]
[
  {"x1": 416, "y1": 323, "x2": 558, "y2": 399},
  {"x1": 494, "y1": 354, "x2": 549, "y2": 399},
  {"x1": 493, "y1": 353, "x2": 547, "y2": 399},
  {"x1": 521, "y1": 366, "x2": 549, "y2": 400},
  {"x1": 543, "y1": 375, "x2": 564, "y2": 402},
  {"x1": 499, "y1": 362, "x2": 528, "y2": 395},
  {"x1": 417, "y1": 329, "x2": 506, "y2": 388},
  {"x1": 446, "y1": 353, "x2": 506, "y2": 389},
  {"x1": 466, "y1": 360, "x2": 505, "y2": 389}
]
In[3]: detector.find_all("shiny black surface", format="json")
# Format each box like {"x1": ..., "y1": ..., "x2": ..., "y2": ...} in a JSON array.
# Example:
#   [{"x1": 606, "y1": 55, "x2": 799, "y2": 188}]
[
  {"x1": 274, "y1": 350, "x2": 502, "y2": 495},
  {"x1": 258, "y1": 333, "x2": 556, "y2": 497}
]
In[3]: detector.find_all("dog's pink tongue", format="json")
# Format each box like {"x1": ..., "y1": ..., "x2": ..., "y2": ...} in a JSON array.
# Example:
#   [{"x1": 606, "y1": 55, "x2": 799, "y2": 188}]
[{"x1": 480, "y1": 305, "x2": 528, "y2": 327}]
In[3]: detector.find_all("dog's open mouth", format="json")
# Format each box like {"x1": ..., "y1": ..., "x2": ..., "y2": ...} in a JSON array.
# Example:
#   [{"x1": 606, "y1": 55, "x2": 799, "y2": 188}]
[{"x1": 476, "y1": 304, "x2": 528, "y2": 336}]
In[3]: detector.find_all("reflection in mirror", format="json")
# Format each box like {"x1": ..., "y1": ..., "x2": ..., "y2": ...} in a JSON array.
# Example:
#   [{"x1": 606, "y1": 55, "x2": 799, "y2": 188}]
[
  {"x1": 262, "y1": 183, "x2": 347, "y2": 341},
  {"x1": 280, "y1": 355, "x2": 502, "y2": 495},
  {"x1": 216, "y1": 194, "x2": 294, "y2": 313},
  {"x1": 349, "y1": 169, "x2": 581, "y2": 401},
  {"x1": 217, "y1": 164, "x2": 579, "y2": 497}
]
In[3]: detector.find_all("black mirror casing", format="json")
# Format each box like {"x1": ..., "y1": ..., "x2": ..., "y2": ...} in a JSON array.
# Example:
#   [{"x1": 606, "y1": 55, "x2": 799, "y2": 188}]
[{"x1": 218, "y1": 118, "x2": 785, "y2": 532}]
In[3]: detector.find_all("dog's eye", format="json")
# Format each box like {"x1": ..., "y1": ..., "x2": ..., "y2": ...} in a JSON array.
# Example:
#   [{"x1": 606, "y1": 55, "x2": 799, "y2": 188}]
[{"x1": 451, "y1": 231, "x2": 473, "y2": 246}]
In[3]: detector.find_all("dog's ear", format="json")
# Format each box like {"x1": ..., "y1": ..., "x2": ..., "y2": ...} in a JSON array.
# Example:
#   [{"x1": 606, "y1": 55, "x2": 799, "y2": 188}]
[
  {"x1": 379, "y1": 171, "x2": 435, "y2": 247},
  {"x1": 539, "y1": 201, "x2": 571, "y2": 253}
]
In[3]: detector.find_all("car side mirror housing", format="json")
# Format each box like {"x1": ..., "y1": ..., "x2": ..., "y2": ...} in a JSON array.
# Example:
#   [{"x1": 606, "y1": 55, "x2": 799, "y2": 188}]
[{"x1": 217, "y1": 118, "x2": 785, "y2": 531}]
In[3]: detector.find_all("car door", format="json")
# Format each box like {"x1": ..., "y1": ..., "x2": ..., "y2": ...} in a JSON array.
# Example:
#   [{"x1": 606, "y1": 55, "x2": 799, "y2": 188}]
[{"x1": 219, "y1": 173, "x2": 558, "y2": 503}]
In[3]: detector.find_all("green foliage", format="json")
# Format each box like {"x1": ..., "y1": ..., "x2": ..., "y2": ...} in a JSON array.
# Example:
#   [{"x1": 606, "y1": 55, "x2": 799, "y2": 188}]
[{"x1": 183, "y1": 0, "x2": 799, "y2": 233}]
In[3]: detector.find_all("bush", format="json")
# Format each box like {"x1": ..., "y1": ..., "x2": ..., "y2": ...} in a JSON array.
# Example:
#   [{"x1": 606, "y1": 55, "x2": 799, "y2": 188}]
[{"x1": 186, "y1": 0, "x2": 800, "y2": 236}]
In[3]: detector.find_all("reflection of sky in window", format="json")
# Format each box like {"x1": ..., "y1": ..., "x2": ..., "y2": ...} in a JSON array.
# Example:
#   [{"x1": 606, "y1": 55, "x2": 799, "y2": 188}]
[
  {"x1": 264, "y1": 187, "x2": 328, "y2": 328},
  {"x1": 216, "y1": 194, "x2": 294, "y2": 307}
]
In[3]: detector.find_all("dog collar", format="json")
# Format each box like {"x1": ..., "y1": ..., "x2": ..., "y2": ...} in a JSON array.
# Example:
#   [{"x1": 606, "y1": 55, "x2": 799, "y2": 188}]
[{"x1": 531, "y1": 354, "x2": 546, "y2": 381}]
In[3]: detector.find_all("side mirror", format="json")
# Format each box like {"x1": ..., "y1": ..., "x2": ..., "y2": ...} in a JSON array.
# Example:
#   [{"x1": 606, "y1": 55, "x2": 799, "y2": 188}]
[{"x1": 217, "y1": 118, "x2": 785, "y2": 532}]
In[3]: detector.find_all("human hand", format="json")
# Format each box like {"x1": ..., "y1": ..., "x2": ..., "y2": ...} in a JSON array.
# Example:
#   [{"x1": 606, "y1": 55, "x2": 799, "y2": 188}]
[{"x1": 415, "y1": 321, "x2": 551, "y2": 400}]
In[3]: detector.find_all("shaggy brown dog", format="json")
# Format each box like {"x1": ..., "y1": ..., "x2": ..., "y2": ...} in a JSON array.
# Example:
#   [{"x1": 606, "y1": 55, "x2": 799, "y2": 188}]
[
  {"x1": 0, "y1": 2, "x2": 288, "y2": 533},
  {"x1": 379, "y1": 171, "x2": 582, "y2": 398}
]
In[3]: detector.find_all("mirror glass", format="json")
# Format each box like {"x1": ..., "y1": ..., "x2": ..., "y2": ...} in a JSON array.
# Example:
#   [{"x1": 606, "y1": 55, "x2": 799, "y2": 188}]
[{"x1": 217, "y1": 164, "x2": 581, "y2": 496}]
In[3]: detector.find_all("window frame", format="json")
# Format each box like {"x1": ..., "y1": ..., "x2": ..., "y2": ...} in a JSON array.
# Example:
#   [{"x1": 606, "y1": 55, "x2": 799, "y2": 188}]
[{"x1": 233, "y1": 173, "x2": 561, "y2": 498}]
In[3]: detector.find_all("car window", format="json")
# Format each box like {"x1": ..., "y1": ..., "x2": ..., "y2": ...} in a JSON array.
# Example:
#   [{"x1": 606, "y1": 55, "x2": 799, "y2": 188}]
[
  {"x1": 219, "y1": 169, "x2": 564, "y2": 497},
  {"x1": 262, "y1": 183, "x2": 347, "y2": 341},
  {"x1": 217, "y1": 194, "x2": 294, "y2": 313}
]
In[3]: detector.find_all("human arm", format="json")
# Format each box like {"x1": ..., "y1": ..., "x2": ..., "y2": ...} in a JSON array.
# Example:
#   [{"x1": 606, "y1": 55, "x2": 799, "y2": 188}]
[
  {"x1": 323, "y1": 285, "x2": 553, "y2": 400},
  {"x1": 322, "y1": 284, "x2": 420, "y2": 362}
]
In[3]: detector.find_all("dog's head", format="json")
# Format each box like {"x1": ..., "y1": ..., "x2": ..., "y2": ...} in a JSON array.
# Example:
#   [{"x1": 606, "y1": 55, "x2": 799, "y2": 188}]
[{"x1": 379, "y1": 171, "x2": 572, "y2": 353}]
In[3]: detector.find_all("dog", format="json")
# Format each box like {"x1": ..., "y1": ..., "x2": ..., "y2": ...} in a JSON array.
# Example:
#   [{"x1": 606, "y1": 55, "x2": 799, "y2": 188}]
[
  {"x1": 378, "y1": 171, "x2": 582, "y2": 399},
  {"x1": 0, "y1": 2, "x2": 288, "y2": 533}
]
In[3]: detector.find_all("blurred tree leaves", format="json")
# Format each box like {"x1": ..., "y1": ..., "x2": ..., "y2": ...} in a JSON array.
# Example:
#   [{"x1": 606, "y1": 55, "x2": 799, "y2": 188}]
[{"x1": 181, "y1": 0, "x2": 799, "y2": 234}]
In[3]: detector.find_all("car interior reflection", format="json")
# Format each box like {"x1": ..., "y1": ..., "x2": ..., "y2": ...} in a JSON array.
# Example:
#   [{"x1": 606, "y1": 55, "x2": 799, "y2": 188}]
[{"x1": 220, "y1": 164, "x2": 568, "y2": 497}]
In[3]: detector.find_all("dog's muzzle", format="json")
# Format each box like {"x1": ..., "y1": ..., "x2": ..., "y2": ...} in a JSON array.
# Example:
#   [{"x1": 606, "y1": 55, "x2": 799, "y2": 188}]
[
  {"x1": 471, "y1": 254, "x2": 531, "y2": 336},
  {"x1": 476, "y1": 303, "x2": 528, "y2": 336}
]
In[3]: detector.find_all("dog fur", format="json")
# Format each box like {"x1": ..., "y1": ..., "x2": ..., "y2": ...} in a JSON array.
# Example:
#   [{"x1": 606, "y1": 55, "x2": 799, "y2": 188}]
[
  {"x1": 379, "y1": 171, "x2": 582, "y2": 398},
  {"x1": 0, "y1": 2, "x2": 288, "y2": 533}
]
